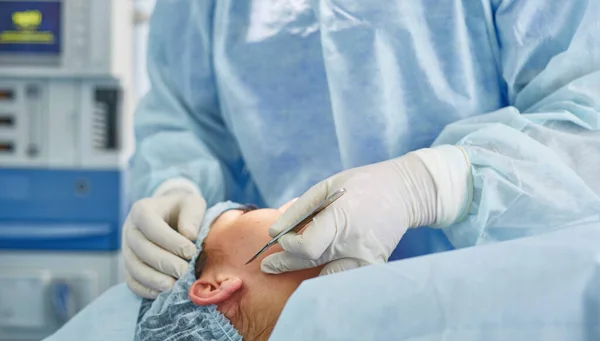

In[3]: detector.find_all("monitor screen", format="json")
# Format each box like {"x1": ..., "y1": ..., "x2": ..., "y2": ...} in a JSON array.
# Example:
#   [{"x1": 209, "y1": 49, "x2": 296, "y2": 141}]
[{"x1": 0, "y1": 1, "x2": 61, "y2": 55}]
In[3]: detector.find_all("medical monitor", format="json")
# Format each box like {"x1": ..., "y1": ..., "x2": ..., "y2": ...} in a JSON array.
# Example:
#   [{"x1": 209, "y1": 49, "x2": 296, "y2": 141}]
[
  {"x1": 0, "y1": 1, "x2": 62, "y2": 55},
  {"x1": 0, "y1": 0, "x2": 130, "y2": 77}
]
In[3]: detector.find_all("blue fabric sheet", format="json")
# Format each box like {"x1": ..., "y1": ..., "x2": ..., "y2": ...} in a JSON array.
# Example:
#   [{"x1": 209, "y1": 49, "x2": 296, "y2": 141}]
[
  {"x1": 42, "y1": 284, "x2": 141, "y2": 341},
  {"x1": 271, "y1": 223, "x2": 600, "y2": 341}
]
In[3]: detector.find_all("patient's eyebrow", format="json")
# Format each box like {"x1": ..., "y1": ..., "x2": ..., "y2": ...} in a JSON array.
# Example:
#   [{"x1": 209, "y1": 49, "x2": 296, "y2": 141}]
[{"x1": 240, "y1": 204, "x2": 258, "y2": 214}]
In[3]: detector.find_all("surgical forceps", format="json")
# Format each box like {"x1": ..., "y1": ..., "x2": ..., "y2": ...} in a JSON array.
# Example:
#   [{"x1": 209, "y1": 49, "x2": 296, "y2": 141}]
[{"x1": 245, "y1": 188, "x2": 347, "y2": 265}]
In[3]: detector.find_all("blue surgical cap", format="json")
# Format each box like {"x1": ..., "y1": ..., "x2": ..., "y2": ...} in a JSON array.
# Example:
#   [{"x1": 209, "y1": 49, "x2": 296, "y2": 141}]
[{"x1": 135, "y1": 202, "x2": 246, "y2": 341}]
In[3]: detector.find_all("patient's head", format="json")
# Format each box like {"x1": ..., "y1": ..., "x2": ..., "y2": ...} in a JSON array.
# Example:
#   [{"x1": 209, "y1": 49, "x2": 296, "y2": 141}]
[{"x1": 189, "y1": 200, "x2": 321, "y2": 341}]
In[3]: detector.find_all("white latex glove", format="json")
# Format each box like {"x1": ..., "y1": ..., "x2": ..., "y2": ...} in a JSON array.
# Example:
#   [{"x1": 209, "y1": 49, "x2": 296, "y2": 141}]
[
  {"x1": 261, "y1": 145, "x2": 471, "y2": 276},
  {"x1": 122, "y1": 178, "x2": 206, "y2": 299}
]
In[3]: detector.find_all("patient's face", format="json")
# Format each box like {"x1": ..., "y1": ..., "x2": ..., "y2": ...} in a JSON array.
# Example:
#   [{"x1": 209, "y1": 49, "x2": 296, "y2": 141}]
[
  {"x1": 207, "y1": 207, "x2": 292, "y2": 272},
  {"x1": 206, "y1": 205, "x2": 320, "y2": 295},
  {"x1": 189, "y1": 202, "x2": 321, "y2": 340}
]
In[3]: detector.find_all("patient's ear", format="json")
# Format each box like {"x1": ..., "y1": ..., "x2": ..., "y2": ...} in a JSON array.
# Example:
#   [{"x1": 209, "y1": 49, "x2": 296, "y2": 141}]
[{"x1": 188, "y1": 277, "x2": 243, "y2": 306}]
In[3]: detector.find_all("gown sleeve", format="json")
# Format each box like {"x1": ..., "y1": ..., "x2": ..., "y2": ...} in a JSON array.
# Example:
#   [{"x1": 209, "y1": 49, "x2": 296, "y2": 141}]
[
  {"x1": 433, "y1": 0, "x2": 600, "y2": 248},
  {"x1": 128, "y1": 0, "x2": 236, "y2": 206}
]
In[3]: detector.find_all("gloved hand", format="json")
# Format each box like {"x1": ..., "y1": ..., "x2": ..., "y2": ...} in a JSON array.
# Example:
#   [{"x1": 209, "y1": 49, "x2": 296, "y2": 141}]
[
  {"x1": 122, "y1": 180, "x2": 206, "y2": 298},
  {"x1": 261, "y1": 145, "x2": 471, "y2": 276}
]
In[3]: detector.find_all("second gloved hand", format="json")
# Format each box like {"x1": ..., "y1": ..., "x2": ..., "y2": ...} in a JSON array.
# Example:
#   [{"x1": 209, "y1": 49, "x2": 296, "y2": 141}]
[
  {"x1": 261, "y1": 145, "x2": 471, "y2": 276},
  {"x1": 122, "y1": 182, "x2": 206, "y2": 299}
]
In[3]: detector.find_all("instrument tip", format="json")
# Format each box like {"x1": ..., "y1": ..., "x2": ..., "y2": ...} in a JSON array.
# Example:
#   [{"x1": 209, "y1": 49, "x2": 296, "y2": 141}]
[
  {"x1": 244, "y1": 254, "x2": 257, "y2": 265},
  {"x1": 245, "y1": 244, "x2": 269, "y2": 265}
]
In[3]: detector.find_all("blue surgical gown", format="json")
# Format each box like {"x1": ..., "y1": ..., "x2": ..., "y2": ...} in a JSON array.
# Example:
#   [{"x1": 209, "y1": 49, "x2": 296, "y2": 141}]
[{"x1": 129, "y1": 0, "x2": 600, "y2": 257}]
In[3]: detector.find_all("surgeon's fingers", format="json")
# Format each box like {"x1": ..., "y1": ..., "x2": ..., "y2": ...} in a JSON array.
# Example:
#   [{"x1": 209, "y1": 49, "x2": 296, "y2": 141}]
[
  {"x1": 278, "y1": 198, "x2": 299, "y2": 213},
  {"x1": 128, "y1": 227, "x2": 190, "y2": 279},
  {"x1": 269, "y1": 180, "x2": 331, "y2": 237},
  {"x1": 125, "y1": 272, "x2": 161, "y2": 299},
  {"x1": 177, "y1": 195, "x2": 206, "y2": 241},
  {"x1": 132, "y1": 208, "x2": 197, "y2": 260},
  {"x1": 123, "y1": 242, "x2": 176, "y2": 292},
  {"x1": 261, "y1": 251, "x2": 325, "y2": 274},
  {"x1": 276, "y1": 206, "x2": 338, "y2": 260},
  {"x1": 320, "y1": 258, "x2": 363, "y2": 276}
]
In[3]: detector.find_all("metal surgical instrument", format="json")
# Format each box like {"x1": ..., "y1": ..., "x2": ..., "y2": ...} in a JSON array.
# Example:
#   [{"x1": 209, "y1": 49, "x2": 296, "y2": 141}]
[{"x1": 245, "y1": 188, "x2": 347, "y2": 265}]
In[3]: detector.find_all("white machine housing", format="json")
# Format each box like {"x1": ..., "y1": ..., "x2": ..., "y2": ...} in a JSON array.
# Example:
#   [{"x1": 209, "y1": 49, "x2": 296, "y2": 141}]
[
  {"x1": 0, "y1": 0, "x2": 132, "y2": 340},
  {"x1": 0, "y1": 77, "x2": 131, "y2": 169}
]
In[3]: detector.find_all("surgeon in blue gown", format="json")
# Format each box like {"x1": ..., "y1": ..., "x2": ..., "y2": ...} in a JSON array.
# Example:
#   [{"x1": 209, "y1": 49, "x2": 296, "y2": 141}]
[{"x1": 121, "y1": 0, "x2": 600, "y2": 300}]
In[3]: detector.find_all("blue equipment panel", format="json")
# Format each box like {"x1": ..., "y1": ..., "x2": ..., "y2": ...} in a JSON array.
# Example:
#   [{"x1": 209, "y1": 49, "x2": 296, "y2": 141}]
[{"x1": 0, "y1": 168, "x2": 125, "y2": 251}]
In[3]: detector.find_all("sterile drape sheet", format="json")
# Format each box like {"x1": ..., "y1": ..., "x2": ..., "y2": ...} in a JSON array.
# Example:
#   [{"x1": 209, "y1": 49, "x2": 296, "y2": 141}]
[{"x1": 272, "y1": 223, "x2": 600, "y2": 341}]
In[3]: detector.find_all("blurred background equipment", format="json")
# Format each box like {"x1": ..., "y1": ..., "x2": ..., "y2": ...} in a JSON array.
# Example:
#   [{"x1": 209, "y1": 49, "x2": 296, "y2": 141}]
[{"x1": 0, "y1": 0, "x2": 134, "y2": 340}]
